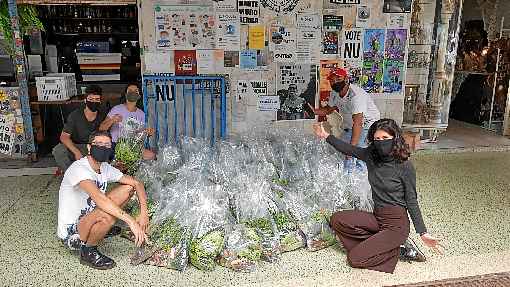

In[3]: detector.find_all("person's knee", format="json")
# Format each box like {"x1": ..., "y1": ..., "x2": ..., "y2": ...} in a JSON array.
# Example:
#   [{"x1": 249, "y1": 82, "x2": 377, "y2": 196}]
[
  {"x1": 347, "y1": 249, "x2": 366, "y2": 268},
  {"x1": 97, "y1": 214, "x2": 116, "y2": 227}
]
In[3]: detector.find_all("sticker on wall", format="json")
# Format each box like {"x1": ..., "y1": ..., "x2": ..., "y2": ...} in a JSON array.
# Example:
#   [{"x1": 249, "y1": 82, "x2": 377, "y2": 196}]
[
  {"x1": 361, "y1": 29, "x2": 385, "y2": 93},
  {"x1": 341, "y1": 28, "x2": 362, "y2": 61},
  {"x1": 356, "y1": 5, "x2": 370, "y2": 28},
  {"x1": 259, "y1": 95, "x2": 280, "y2": 111},
  {"x1": 387, "y1": 14, "x2": 405, "y2": 28},
  {"x1": 216, "y1": 12, "x2": 241, "y2": 51},
  {"x1": 155, "y1": 5, "x2": 216, "y2": 50},
  {"x1": 224, "y1": 51, "x2": 240, "y2": 67},
  {"x1": 260, "y1": 0, "x2": 300, "y2": 14},
  {"x1": 322, "y1": 15, "x2": 343, "y2": 55},
  {"x1": 277, "y1": 64, "x2": 317, "y2": 121},
  {"x1": 240, "y1": 49, "x2": 258, "y2": 69},
  {"x1": 269, "y1": 24, "x2": 296, "y2": 62},
  {"x1": 383, "y1": 0, "x2": 412, "y2": 13},
  {"x1": 214, "y1": 0, "x2": 237, "y2": 11},
  {"x1": 248, "y1": 25, "x2": 266, "y2": 50},
  {"x1": 0, "y1": 114, "x2": 15, "y2": 155},
  {"x1": 174, "y1": 50, "x2": 197, "y2": 75},
  {"x1": 238, "y1": 0, "x2": 260, "y2": 24}
]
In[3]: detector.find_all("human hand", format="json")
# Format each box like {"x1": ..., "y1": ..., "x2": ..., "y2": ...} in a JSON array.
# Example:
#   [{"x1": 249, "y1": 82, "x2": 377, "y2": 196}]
[
  {"x1": 420, "y1": 233, "x2": 445, "y2": 255},
  {"x1": 136, "y1": 212, "x2": 150, "y2": 233},
  {"x1": 112, "y1": 114, "x2": 123, "y2": 124},
  {"x1": 312, "y1": 123, "x2": 330, "y2": 139},
  {"x1": 74, "y1": 151, "x2": 83, "y2": 161},
  {"x1": 128, "y1": 219, "x2": 148, "y2": 247},
  {"x1": 314, "y1": 108, "x2": 329, "y2": 117}
]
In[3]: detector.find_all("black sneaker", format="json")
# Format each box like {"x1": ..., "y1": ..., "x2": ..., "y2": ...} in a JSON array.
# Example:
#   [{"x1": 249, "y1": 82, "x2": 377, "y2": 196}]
[
  {"x1": 80, "y1": 245, "x2": 116, "y2": 270},
  {"x1": 399, "y1": 238, "x2": 426, "y2": 262},
  {"x1": 104, "y1": 226, "x2": 122, "y2": 239}
]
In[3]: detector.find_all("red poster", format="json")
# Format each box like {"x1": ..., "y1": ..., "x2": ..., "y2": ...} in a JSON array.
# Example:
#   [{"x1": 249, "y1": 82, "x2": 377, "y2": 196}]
[{"x1": 174, "y1": 50, "x2": 197, "y2": 75}]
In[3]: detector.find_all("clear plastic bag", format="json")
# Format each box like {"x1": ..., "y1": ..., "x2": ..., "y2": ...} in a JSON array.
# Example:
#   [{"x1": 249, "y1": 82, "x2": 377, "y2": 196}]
[
  {"x1": 115, "y1": 117, "x2": 147, "y2": 175},
  {"x1": 217, "y1": 224, "x2": 262, "y2": 272}
]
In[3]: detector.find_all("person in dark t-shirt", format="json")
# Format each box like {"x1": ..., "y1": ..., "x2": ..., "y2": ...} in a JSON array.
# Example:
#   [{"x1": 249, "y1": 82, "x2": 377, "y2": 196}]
[
  {"x1": 53, "y1": 85, "x2": 106, "y2": 171},
  {"x1": 313, "y1": 118, "x2": 444, "y2": 274}
]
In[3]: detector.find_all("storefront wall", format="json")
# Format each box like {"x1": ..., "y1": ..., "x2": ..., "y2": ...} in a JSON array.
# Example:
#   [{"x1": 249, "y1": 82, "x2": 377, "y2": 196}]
[{"x1": 138, "y1": 0, "x2": 418, "y2": 137}]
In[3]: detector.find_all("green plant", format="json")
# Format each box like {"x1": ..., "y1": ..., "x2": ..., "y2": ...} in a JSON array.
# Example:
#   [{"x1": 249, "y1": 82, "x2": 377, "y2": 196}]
[{"x1": 0, "y1": 2, "x2": 44, "y2": 56}]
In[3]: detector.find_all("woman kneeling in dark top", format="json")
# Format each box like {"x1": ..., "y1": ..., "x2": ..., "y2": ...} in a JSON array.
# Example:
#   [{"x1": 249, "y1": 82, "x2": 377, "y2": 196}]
[{"x1": 313, "y1": 118, "x2": 444, "y2": 273}]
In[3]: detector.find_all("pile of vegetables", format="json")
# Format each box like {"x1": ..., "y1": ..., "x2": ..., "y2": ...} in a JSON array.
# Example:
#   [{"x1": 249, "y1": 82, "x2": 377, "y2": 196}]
[
  {"x1": 114, "y1": 117, "x2": 147, "y2": 175},
  {"x1": 125, "y1": 129, "x2": 373, "y2": 272}
]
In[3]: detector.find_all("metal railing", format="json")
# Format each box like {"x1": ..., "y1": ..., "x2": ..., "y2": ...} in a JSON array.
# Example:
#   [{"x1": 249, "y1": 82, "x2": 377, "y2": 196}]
[{"x1": 142, "y1": 75, "x2": 227, "y2": 149}]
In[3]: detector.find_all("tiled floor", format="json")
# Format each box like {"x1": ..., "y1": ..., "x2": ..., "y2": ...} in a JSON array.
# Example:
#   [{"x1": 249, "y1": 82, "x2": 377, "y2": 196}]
[{"x1": 1, "y1": 152, "x2": 509, "y2": 286}]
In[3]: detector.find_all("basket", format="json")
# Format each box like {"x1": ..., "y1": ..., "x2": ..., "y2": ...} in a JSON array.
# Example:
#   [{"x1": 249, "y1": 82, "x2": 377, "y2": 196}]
[{"x1": 36, "y1": 73, "x2": 76, "y2": 101}]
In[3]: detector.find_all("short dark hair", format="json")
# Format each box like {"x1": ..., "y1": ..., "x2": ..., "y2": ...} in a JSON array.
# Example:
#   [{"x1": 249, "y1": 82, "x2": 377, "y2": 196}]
[
  {"x1": 88, "y1": 130, "x2": 111, "y2": 144},
  {"x1": 85, "y1": 85, "x2": 103, "y2": 96},
  {"x1": 367, "y1": 118, "x2": 410, "y2": 163}
]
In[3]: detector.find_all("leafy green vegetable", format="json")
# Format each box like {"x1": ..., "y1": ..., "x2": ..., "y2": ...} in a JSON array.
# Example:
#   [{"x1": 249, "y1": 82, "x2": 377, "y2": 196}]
[
  {"x1": 189, "y1": 229, "x2": 225, "y2": 271},
  {"x1": 243, "y1": 218, "x2": 273, "y2": 236},
  {"x1": 115, "y1": 137, "x2": 143, "y2": 175}
]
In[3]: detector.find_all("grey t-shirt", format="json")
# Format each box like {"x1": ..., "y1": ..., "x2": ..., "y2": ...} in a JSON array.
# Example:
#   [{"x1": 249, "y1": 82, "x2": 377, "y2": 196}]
[{"x1": 63, "y1": 107, "x2": 106, "y2": 144}]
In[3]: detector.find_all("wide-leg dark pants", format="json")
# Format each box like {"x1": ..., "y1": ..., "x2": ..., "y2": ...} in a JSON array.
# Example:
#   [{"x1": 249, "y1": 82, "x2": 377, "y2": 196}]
[{"x1": 330, "y1": 206, "x2": 410, "y2": 273}]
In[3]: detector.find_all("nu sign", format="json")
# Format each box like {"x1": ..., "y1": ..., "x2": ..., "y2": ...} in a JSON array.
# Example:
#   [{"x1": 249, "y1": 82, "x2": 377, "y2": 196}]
[{"x1": 342, "y1": 29, "x2": 363, "y2": 60}]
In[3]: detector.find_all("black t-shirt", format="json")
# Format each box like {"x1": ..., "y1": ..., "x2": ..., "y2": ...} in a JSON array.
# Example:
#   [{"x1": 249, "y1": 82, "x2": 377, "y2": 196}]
[
  {"x1": 63, "y1": 107, "x2": 106, "y2": 144},
  {"x1": 326, "y1": 135, "x2": 427, "y2": 234}
]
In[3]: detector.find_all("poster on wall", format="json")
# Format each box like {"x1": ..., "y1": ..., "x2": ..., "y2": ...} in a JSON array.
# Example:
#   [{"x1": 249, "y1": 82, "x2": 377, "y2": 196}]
[
  {"x1": 0, "y1": 114, "x2": 15, "y2": 155},
  {"x1": 237, "y1": 79, "x2": 267, "y2": 101},
  {"x1": 260, "y1": 0, "x2": 300, "y2": 14},
  {"x1": 155, "y1": 5, "x2": 216, "y2": 50},
  {"x1": 383, "y1": 0, "x2": 412, "y2": 13},
  {"x1": 197, "y1": 49, "x2": 225, "y2": 74},
  {"x1": 248, "y1": 25, "x2": 266, "y2": 50},
  {"x1": 383, "y1": 29, "x2": 407, "y2": 92},
  {"x1": 297, "y1": 13, "x2": 321, "y2": 30},
  {"x1": 269, "y1": 24, "x2": 296, "y2": 62},
  {"x1": 387, "y1": 14, "x2": 405, "y2": 28},
  {"x1": 344, "y1": 60, "x2": 362, "y2": 84},
  {"x1": 216, "y1": 12, "x2": 241, "y2": 51},
  {"x1": 361, "y1": 29, "x2": 385, "y2": 93},
  {"x1": 322, "y1": 15, "x2": 343, "y2": 55},
  {"x1": 296, "y1": 28, "x2": 320, "y2": 63},
  {"x1": 214, "y1": 0, "x2": 237, "y2": 11},
  {"x1": 277, "y1": 64, "x2": 317, "y2": 120},
  {"x1": 319, "y1": 59, "x2": 340, "y2": 92},
  {"x1": 238, "y1": 0, "x2": 260, "y2": 24},
  {"x1": 356, "y1": 5, "x2": 370, "y2": 28},
  {"x1": 144, "y1": 52, "x2": 174, "y2": 74},
  {"x1": 258, "y1": 96, "x2": 280, "y2": 111},
  {"x1": 224, "y1": 51, "x2": 240, "y2": 67},
  {"x1": 174, "y1": 50, "x2": 197, "y2": 75},
  {"x1": 342, "y1": 28, "x2": 362, "y2": 61},
  {"x1": 240, "y1": 49, "x2": 258, "y2": 69}
]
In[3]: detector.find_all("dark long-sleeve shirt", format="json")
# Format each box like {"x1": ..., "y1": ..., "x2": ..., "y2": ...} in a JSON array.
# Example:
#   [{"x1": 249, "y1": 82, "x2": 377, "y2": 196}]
[{"x1": 327, "y1": 135, "x2": 427, "y2": 234}]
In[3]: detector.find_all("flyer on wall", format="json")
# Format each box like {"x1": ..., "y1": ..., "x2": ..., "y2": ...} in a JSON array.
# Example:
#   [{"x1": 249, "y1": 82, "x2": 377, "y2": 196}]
[
  {"x1": 277, "y1": 63, "x2": 317, "y2": 121},
  {"x1": 322, "y1": 15, "x2": 343, "y2": 55},
  {"x1": 269, "y1": 23, "x2": 297, "y2": 62},
  {"x1": 155, "y1": 5, "x2": 216, "y2": 50},
  {"x1": 216, "y1": 12, "x2": 241, "y2": 51}
]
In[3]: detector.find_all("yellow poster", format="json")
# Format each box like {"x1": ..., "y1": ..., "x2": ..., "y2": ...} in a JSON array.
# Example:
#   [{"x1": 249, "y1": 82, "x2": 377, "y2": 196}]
[{"x1": 248, "y1": 25, "x2": 265, "y2": 50}]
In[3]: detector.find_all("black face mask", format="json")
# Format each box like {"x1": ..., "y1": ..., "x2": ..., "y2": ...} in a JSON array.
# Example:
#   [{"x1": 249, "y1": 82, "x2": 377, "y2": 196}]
[
  {"x1": 86, "y1": 101, "x2": 100, "y2": 112},
  {"x1": 331, "y1": 81, "x2": 347, "y2": 93},
  {"x1": 90, "y1": 145, "x2": 113, "y2": 163},
  {"x1": 373, "y1": 139, "x2": 394, "y2": 159}
]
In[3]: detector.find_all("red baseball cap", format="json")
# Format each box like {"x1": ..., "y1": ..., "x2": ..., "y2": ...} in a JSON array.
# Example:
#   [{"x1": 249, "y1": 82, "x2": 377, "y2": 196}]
[{"x1": 328, "y1": 68, "x2": 348, "y2": 81}]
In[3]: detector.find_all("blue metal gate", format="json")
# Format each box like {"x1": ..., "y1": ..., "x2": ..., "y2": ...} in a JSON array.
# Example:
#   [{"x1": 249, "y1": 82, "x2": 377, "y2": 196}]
[{"x1": 142, "y1": 75, "x2": 227, "y2": 149}]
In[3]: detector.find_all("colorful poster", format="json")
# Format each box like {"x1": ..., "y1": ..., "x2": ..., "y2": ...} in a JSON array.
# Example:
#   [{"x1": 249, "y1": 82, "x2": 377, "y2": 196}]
[
  {"x1": 174, "y1": 50, "x2": 197, "y2": 75},
  {"x1": 277, "y1": 64, "x2": 317, "y2": 120},
  {"x1": 383, "y1": 0, "x2": 412, "y2": 13},
  {"x1": 155, "y1": 5, "x2": 216, "y2": 50},
  {"x1": 319, "y1": 59, "x2": 340, "y2": 92},
  {"x1": 322, "y1": 15, "x2": 343, "y2": 55},
  {"x1": 385, "y1": 29, "x2": 407, "y2": 60},
  {"x1": 240, "y1": 49, "x2": 258, "y2": 69},
  {"x1": 0, "y1": 114, "x2": 15, "y2": 155},
  {"x1": 269, "y1": 24, "x2": 296, "y2": 62},
  {"x1": 356, "y1": 5, "x2": 370, "y2": 28},
  {"x1": 361, "y1": 29, "x2": 385, "y2": 93},
  {"x1": 224, "y1": 51, "x2": 239, "y2": 67},
  {"x1": 238, "y1": 0, "x2": 260, "y2": 24},
  {"x1": 342, "y1": 28, "x2": 363, "y2": 61},
  {"x1": 248, "y1": 25, "x2": 266, "y2": 50},
  {"x1": 197, "y1": 49, "x2": 225, "y2": 74},
  {"x1": 383, "y1": 29, "x2": 407, "y2": 92},
  {"x1": 215, "y1": 0, "x2": 237, "y2": 11},
  {"x1": 258, "y1": 96, "x2": 280, "y2": 111},
  {"x1": 216, "y1": 12, "x2": 241, "y2": 51},
  {"x1": 260, "y1": 0, "x2": 300, "y2": 14}
]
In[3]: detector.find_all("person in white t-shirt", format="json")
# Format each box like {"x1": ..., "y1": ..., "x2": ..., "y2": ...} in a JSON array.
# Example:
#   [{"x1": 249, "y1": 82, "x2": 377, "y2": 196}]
[
  {"x1": 315, "y1": 68, "x2": 380, "y2": 170},
  {"x1": 57, "y1": 130, "x2": 149, "y2": 270}
]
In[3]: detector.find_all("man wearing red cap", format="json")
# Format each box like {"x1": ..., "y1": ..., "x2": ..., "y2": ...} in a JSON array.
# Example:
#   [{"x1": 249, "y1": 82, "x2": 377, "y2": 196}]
[{"x1": 315, "y1": 67, "x2": 380, "y2": 170}]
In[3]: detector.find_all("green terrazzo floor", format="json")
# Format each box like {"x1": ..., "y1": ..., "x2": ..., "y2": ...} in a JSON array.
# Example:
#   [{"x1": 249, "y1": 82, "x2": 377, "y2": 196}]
[{"x1": 0, "y1": 152, "x2": 509, "y2": 287}]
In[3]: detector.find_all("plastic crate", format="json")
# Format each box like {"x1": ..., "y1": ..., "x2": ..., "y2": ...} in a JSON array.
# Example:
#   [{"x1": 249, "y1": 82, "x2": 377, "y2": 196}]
[{"x1": 36, "y1": 73, "x2": 76, "y2": 101}]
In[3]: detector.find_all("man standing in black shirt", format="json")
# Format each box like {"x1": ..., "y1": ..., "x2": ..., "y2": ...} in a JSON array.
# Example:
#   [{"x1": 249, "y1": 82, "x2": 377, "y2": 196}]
[{"x1": 53, "y1": 85, "x2": 106, "y2": 172}]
